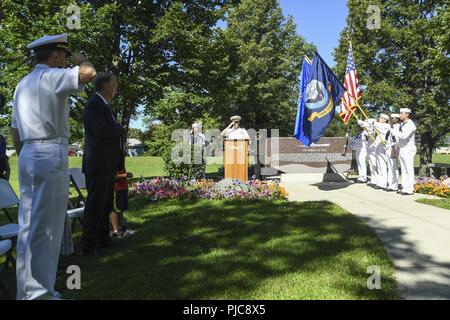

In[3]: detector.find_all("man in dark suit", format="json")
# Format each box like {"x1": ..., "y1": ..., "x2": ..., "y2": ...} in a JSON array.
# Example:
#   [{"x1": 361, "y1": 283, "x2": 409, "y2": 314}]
[{"x1": 82, "y1": 72, "x2": 123, "y2": 256}]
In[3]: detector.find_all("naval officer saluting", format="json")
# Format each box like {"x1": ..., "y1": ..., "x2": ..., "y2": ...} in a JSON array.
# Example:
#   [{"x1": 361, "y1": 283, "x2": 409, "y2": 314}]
[
  {"x1": 10, "y1": 34, "x2": 96, "y2": 300},
  {"x1": 221, "y1": 116, "x2": 250, "y2": 140}
]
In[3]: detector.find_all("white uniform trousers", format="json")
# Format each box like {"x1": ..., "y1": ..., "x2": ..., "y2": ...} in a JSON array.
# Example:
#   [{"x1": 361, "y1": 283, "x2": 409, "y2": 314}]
[
  {"x1": 16, "y1": 143, "x2": 69, "y2": 300},
  {"x1": 367, "y1": 146, "x2": 378, "y2": 185},
  {"x1": 399, "y1": 148, "x2": 416, "y2": 194},
  {"x1": 356, "y1": 148, "x2": 368, "y2": 182},
  {"x1": 375, "y1": 144, "x2": 388, "y2": 189},
  {"x1": 387, "y1": 155, "x2": 399, "y2": 191}
]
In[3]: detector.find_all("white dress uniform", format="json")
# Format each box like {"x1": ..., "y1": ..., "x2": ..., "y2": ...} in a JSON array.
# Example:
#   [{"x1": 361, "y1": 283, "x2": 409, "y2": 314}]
[
  {"x1": 372, "y1": 118, "x2": 390, "y2": 189},
  {"x1": 11, "y1": 34, "x2": 84, "y2": 300},
  {"x1": 360, "y1": 118, "x2": 390, "y2": 189},
  {"x1": 193, "y1": 133, "x2": 206, "y2": 146},
  {"x1": 360, "y1": 120, "x2": 378, "y2": 186},
  {"x1": 391, "y1": 111, "x2": 417, "y2": 195},
  {"x1": 385, "y1": 120, "x2": 400, "y2": 191},
  {"x1": 349, "y1": 131, "x2": 368, "y2": 182},
  {"x1": 225, "y1": 127, "x2": 250, "y2": 140}
]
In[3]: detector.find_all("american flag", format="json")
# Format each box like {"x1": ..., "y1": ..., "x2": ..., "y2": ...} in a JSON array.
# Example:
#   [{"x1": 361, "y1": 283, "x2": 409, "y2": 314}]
[{"x1": 340, "y1": 45, "x2": 361, "y2": 124}]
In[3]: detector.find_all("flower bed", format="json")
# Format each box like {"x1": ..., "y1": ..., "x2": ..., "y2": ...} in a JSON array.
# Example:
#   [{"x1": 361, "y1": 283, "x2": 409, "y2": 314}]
[
  {"x1": 414, "y1": 176, "x2": 450, "y2": 198},
  {"x1": 130, "y1": 178, "x2": 289, "y2": 201}
]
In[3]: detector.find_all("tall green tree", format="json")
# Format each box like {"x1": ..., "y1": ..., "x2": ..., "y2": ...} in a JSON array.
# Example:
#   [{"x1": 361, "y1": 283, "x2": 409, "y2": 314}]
[
  {"x1": 1, "y1": 0, "x2": 316, "y2": 150},
  {"x1": 224, "y1": 0, "x2": 315, "y2": 135},
  {"x1": 0, "y1": 0, "x2": 233, "y2": 142},
  {"x1": 334, "y1": 0, "x2": 450, "y2": 173},
  {"x1": 148, "y1": 0, "x2": 238, "y2": 128},
  {"x1": 0, "y1": 0, "x2": 162, "y2": 142}
]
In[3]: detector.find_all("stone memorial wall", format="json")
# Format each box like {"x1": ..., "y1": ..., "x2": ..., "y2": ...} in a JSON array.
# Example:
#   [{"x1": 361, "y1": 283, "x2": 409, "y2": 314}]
[{"x1": 261, "y1": 137, "x2": 352, "y2": 174}]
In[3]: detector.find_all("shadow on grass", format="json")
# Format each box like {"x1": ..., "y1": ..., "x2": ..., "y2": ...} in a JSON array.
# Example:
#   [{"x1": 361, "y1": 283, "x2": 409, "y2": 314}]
[
  {"x1": 357, "y1": 215, "x2": 450, "y2": 299},
  {"x1": 52, "y1": 199, "x2": 398, "y2": 300}
]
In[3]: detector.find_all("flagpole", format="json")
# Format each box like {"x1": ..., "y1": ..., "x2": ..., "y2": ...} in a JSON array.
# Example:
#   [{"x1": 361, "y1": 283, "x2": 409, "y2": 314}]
[
  {"x1": 347, "y1": 40, "x2": 387, "y2": 146},
  {"x1": 345, "y1": 103, "x2": 377, "y2": 142},
  {"x1": 352, "y1": 96, "x2": 387, "y2": 145}
]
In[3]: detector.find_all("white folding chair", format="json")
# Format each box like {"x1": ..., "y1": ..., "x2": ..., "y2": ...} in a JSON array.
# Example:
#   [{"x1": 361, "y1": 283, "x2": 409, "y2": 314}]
[
  {"x1": 0, "y1": 239, "x2": 14, "y2": 299},
  {"x1": 61, "y1": 168, "x2": 87, "y2": 256},
  {"x1": 69, "y1": 168, "x2": 86, "y2": 210},
  {"x1": 0, "y1": 179, "x2": 20, "y2": 241},
  {"x1": 0, "y1": 178, "x2": 19, "y2": 223},
  {"x1": 0, "y1": 224, "x2": 19, "y2": 241}
]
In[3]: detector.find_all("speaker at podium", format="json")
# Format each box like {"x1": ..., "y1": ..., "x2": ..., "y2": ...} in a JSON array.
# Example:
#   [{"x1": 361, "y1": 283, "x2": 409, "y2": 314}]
[{"x1": 223, "y1": 139, "x2": 249, "y2": 182}]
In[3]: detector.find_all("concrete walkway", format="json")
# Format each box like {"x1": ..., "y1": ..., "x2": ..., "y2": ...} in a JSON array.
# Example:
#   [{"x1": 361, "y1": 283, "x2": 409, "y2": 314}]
[{"x1": 281, "y1": 180, "x2": 450, "y2": 300}]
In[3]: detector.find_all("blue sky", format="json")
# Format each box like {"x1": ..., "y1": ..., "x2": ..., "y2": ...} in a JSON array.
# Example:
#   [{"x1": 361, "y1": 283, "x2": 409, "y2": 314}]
[
  {"x1": 131, "y1": 0, "x2": 349, "y2": 129},
  {"x1": 279, "y1": 0, "x2": 348, "y2": 66}
]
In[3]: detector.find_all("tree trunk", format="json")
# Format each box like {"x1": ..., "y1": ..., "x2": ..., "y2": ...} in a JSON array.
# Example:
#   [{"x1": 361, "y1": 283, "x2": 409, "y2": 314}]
[
  {"x1": 419, "y1": 131, "x2": 434, "y2": 177},
  {"x1": 120, "y1": 101, "x2": 137, "y2": 154}
]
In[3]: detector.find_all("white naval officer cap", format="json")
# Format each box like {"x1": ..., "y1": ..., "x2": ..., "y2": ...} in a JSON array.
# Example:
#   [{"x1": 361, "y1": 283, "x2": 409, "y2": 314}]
[
  {"x1": 391, "y1": 114, "x2": 401, "y2": 119},
  {"x1": 380, "y1": 114, "x2": 389, "y2": 121},
  {"x1": 231, "y1": 116, "x2": 242, "y2": 122},
  {"x1": 400, "y1": 108, "x2": 412, "y2": 114},
  {"x1": 27, "y1": 33, "x2": 71, "y2": 54}
]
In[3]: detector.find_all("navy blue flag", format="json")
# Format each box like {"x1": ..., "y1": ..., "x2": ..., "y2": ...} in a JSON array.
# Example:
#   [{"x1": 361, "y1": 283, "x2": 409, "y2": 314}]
[
  {"x1": 294, "y1": 53, "x2": 346, "y2": 146},
  {"x1": 294, "y1": 57, "x2": 312, "y2": 146}
]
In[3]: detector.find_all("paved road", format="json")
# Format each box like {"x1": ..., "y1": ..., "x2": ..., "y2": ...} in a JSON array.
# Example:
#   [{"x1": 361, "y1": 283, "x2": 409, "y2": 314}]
[{"x1": 281, "y1": 181, "x2": 450, "y2": 300}]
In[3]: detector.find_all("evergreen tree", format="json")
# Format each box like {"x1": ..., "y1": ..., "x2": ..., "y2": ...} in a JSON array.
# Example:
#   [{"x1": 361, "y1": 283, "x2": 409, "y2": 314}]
[
  {"x1": 334, "y1": 0, "x2": 449, "y2": 173},
  {"x1": 224, "y1": 0, "x2": 315, "y2": 135}
]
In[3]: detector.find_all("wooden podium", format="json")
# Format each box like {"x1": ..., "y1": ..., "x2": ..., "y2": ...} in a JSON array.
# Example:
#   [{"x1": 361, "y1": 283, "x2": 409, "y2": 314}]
[{"x1": 224, "y1": 139, "x2": 249, "y2": 182}]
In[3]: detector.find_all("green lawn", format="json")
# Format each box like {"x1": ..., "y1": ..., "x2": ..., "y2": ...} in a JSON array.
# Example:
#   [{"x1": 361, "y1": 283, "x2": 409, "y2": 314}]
[
  {"x1": 414, "y1": 154, "x2": 450, "y2": 166},
  {"x1": 7, "y1": 156, "x2": 222, "y2": 194},
  {"x1": 431, "y1": 154, "x2": 450, "y2": 164},
  {"x1": 2, "y1": 198, "x2": 398, "y2": 300},
  {"x1": 417, "y1": 198, "x2": 450, "y2": 210},
  {"x1": 1, "y1": 155, "x2": 404, "y2": 299}
]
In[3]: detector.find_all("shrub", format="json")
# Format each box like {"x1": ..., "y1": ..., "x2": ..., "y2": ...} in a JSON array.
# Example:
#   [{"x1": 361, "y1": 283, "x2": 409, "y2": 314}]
[{"x1": 162, "y1": 143, "x2": 206, "y2": 180}]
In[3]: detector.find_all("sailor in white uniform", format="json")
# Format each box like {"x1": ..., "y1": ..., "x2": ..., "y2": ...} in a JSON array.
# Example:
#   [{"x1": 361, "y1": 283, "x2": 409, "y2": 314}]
[
  {"x1": 221, "y1": 116, "x2": 251, "y2": 140},
  {"x1": 390, "y1": 108, "x2": 417, "y2": 195},
  {"x1": 385, "y1": 114, "x2": 401, "y2": 192},
  {"x1": 363, "y1": 119, "x2": 378, "y2": 187},
  {"x1": 359, "y1": 115, "x2": 390, "y2": 190},
  {"x1": 190, "y1": 122, "x2": 207, "y2": 179},
  {"x1": 191, "y1": 122, "x2": 206, "y2": 146},
  {"x1": 349, "y1": 127, "x2": 369, "y2": 183},
  {"x1": 373, "y1": 114, "x2": 391, "y2": 190},
  {"x1": 10, "y1": 34, "x2": 96, "y2": 300}
]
